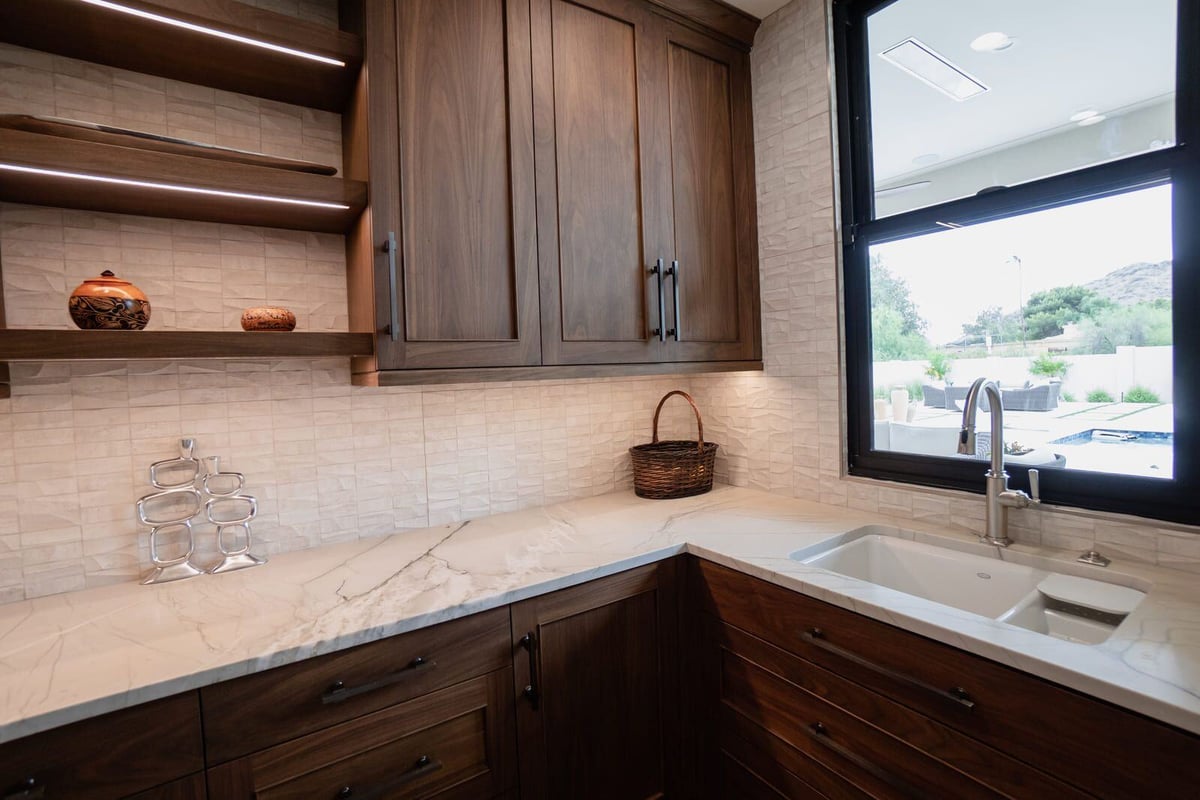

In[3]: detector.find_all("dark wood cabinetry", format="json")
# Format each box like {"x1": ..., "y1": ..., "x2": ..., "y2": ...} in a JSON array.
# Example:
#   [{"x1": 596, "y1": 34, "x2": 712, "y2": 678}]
[
  {"x1": 347, "y1": 0, "x2": 762, "y2": 384},
  {"x1": 688, "y1": 556, "x2": 1200, "y2": 800},
  {"x1": 510, "y1": 561, "x2": 679, "y2": 800}
]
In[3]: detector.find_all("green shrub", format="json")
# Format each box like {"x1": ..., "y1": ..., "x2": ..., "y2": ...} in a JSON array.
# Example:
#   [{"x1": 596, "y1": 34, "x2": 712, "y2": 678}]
[
  {"x1": 907, "y1": 379, "x2": 925, "y2": 402},
  {"x1": 923, "y1": 352, "x2": 954, "y2": 381},
  {"x1": 1123, "y1": 386, "x2": 1161, "y2": 404},
  {"x1": 1086, "y1": 389, "x2": 1114, "y2": 403},
  {"x1": 1029, "y1": 353, "x2": 1070, "y2": 379},
  {"x1": 1061, "y1": 392, "x2": 1077, "y2": 402}
]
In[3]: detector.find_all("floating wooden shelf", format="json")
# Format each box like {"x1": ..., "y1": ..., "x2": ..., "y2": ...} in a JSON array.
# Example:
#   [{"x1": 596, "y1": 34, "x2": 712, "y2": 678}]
[
  {"x1": 0, "y1": 0, "x2": 361, "y2": 112},
  {"x1": 354, "y1": 360, "x2": 765, "y2": 386},
  {"x1": 0, "y1": 129, "x2": 367, "y2": 233},
  {"x1": 0, "y1": 330, "x2": 375, "y2": 361}
]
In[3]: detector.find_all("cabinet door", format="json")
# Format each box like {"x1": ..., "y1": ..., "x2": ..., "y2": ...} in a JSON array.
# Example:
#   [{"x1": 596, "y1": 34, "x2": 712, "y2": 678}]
[
  {"x1": 511, "y1": 561, "x2": 679, "y2": 800},
  {"x1": 531, "y1": 0, "x2": 675, "y2": 365},
  {"x1": 362, "y1": 0, "x2": 540, "y2": 370},
  {"x1": 660, "y1": 21, "x2": 761, "y2": 362}
]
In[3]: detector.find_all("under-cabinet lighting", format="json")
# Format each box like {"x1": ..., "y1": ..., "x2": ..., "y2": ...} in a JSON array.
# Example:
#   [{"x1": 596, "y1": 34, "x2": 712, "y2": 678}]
[
  {"x1": 0, "y1": 164, "x2": 351, "y2": 210},
  {"x1": 77, "y1": 0, "x2": 346, "y2": 67}
]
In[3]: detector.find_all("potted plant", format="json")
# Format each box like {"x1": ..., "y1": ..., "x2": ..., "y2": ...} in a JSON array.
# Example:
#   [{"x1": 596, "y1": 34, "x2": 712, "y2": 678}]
[{"x1": 924, "y1": 352, "x2": 954, "y2": 384}]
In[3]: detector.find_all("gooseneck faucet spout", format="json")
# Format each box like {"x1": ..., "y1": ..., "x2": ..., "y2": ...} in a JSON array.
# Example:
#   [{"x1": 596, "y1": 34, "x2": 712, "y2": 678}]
[{"x1": 958, "y1": 377, "x2": 1040, "y2": 547}]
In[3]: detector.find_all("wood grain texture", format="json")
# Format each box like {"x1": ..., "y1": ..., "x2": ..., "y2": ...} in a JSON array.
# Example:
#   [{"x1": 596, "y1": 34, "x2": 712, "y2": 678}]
[
  {"x1": 719, "y1": 753, "x2": 796, "y2": 800},
  {"x1": 0, "y1": 331, "x2": 374, "y2": 361},
  {"x1": 0, "y1": 693, "x2": 203, "y2": 800},
  {"x1": 511, "y1": 562, "x2": 676, "y2": 800},
  {"x1": 661, "y1": 22, "x2": 761, "y2": 362},
  {"x1": 0, "y1": 249, "x2": 9, "y2": 398},
  {"x1": 552, "y1": 0, "x2": 646, "y2": 343},
  {"x1": 721, "y1": 716, "x2": 868, "y2": 800},
  {"x1": 0, "y1": 0, "x2": 360, "y2": 112},
  {"x1": 712, "y1": 617, "x2": 1091, "y2": 800},
  {"x1": 398, "y1": 0, "x2": 516, "y2": 343},
  {"x1": 691, "y1": 557, "x2": 1200, "y2": 800},
  {"x1": 644, "y1": 0, "x2": 760, "y2": 48},
  {"x1": 353, "y1": 359, "x2": 764, "y2": 385},
  {"x1": 202, "y1": 606, "x2": 510, "y2": 763},
  {"x1": 532, "y1": 0, "x2": 673, "y2": 366},
  {"x1": 0, "y1": 129, "x2": 367, "y2": 234},
  {"x1": 359, "y1": 0, "x2": 541, "y2": 371},
  {"x1": 126, "y1": 773, "x2": 207, "y2": 800},
  {"x1": 207, "y1": 670, "x2": 517, "y2": 799}
]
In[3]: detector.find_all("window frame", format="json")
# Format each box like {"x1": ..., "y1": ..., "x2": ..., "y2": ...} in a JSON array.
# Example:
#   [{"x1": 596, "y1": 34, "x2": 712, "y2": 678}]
[{"x1": 833, "y1": 0, "x2": 1200, "y2": 525}]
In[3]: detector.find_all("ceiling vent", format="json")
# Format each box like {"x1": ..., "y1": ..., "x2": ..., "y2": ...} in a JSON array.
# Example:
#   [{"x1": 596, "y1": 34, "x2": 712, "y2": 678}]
[{"x1": 879, "y1": 38, "x2": 989, "y2": 102}]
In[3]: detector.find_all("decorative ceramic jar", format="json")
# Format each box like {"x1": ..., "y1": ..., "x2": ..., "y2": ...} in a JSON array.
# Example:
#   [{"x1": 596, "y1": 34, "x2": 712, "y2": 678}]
[
  {"x1": 68, "y1": 270, "x2": 150, "y2": 330},
  {"x1": 241, "y1": 306, "x2": 296, "y2": 331}
]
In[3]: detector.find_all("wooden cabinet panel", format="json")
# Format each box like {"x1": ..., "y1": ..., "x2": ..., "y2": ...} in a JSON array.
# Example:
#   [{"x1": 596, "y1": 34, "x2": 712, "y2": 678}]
[
  {"x1": 691, "y1": 557, "x2": 1200, "y2": 800},
  {"x1": 207, "y1": 670, "x2": 516, "y2": 799},
  {"x1": 201, "y1": 607, "x2": 510, "y2": 763},
  {"x1": 533, "y1": 0, "x2": 672, "y2": 365},
  {"x1": 126, "y1": 774, "x2": 206, "y2": 800},
  {"x1": 660, "y1": 22, "x2": 760, "y2": 362},
  {"x1": 0, "y1": 693, "x2": 203, "y2": 800},
  {"x1": 511, "y1": 562, "x2": 679, "y2": 800},
  {"x1": 359, "y1": 0, "x2": 540, "y2": 370}
]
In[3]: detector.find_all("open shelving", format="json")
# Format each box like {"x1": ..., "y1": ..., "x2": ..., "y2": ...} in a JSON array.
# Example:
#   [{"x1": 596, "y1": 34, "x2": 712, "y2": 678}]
[{"x1": 0, "y1": 330, "x2": 375, "y2": 362}]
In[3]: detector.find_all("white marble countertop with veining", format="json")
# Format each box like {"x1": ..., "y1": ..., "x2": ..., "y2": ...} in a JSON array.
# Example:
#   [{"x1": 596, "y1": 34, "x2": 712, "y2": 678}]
[{"x1": 2, "y1": 485, "x2": 1199, "y2": 744}]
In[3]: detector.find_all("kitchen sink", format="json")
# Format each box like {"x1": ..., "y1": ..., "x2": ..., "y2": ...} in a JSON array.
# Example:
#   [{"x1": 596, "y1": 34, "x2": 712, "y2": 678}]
[{"x1": 790, "y1": 528, "x2": 1147, "y2": 644}]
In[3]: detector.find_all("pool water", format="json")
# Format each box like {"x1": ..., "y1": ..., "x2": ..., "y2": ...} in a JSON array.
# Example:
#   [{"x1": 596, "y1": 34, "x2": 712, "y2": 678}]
[{"x1": 1047, "y1": 429, "x2": 1173, "y2": 479}]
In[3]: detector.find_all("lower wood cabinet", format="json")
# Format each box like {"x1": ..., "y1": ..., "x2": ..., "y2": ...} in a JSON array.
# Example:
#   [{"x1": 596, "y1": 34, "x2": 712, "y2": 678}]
[
  {"x1": 0, "y1": 693, "x2": 204, "y2": 800},
  {"x1": 207, "y1": 670, "x2": 516, "y2": 799},
  {"x1": 687, "y1": 556, "x2": 1200, "y2": 800},
  {"x1": 511, "y1": 561, "x2": 679, "y2": 800}
]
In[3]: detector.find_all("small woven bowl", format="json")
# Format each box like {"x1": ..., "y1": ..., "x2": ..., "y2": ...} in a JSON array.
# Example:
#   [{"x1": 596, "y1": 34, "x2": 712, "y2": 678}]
[{"x1": 241, "y1": 306, "x2": 296, "y2": 331}]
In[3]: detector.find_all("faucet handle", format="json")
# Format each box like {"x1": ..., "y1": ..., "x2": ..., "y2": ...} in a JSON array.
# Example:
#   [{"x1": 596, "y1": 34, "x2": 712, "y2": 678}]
[{"x1": 1028, "y1": 469, "x2": 1040, "y2": 503}]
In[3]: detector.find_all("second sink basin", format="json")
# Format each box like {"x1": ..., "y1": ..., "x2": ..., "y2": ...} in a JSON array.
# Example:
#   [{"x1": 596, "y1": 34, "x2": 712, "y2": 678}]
[{"x1": 791, "y1": 528, "x2": 1147, "y2": 644}]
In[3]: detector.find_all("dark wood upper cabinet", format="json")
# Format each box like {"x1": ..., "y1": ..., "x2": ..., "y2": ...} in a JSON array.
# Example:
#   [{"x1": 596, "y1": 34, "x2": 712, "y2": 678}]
[
  {"x1": 661, "y1": 22, "x2": 761, "y2": 362},
  {"x1": 511, "y1": 562, "x2": 680, "y2": 800},
  {"x1": 349, "y1": 0, "x2": 541, "y2": 372},
  {"x1": 532, "y1": 2, "x2": 760, "y2": 367}
]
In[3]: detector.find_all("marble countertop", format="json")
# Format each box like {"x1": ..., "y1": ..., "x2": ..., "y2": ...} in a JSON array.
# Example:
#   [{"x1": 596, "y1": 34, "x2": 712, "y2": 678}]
[{"x1": 2, "y1": 485, "x2": 1199, "y2": 744}]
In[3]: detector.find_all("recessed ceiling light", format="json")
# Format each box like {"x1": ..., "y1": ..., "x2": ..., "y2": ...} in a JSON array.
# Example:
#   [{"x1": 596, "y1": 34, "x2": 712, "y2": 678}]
[
  {"x1": 1078, "y1": 114, "x2": 1108, "y2": 127},
  {"x1": 970, "y1": 32, "x2": 1014, "y2": 52},
  {"x1": 1070, "y1": 109, "x2": 1099, "y2": 123},
  {"x1": 912, "y1": 153, "x2": 941, "y2": 167},
  {"x1": 880, "y1": 38, "x2": 989, "y2": 102}
]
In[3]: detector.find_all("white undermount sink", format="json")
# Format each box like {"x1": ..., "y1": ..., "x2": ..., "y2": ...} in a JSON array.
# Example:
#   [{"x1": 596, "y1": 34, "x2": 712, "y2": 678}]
[{"x1": 790, "y1": 529, "x2": 1147, "y2": 644}]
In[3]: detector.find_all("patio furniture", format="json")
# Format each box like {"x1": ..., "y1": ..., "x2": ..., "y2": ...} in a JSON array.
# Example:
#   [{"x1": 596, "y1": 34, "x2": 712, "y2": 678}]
[
  {"x1": 999, "y1": 382, "x2": 1061, "y2": 412},
  {"x1": 921, "y1": 384, "x2": 947, "y2": 408},
  {"x1": 945, "y1": 384, "x2": 991, "y2": 412}
]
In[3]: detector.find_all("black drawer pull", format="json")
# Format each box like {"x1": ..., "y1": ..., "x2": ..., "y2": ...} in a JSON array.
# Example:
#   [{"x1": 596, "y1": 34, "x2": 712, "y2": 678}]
[
  {"x1": 334, "y1": 755, "x2": 442, "y2": 800},
  {"x1": 321, "y1": 656, "x2": 437, "y2": 705},
  {"x1": 2, "y1": 779, "x2": 43, "y2": 800},
  {"x1": 520, "y1": 631, "x2": 541, "y2": 710},
  {"x1": 801, "y1": 628, "x2": 976, "y2": 711},
  {"x1": 807, "y1": 722, "x2": 922, "y2": 798}
]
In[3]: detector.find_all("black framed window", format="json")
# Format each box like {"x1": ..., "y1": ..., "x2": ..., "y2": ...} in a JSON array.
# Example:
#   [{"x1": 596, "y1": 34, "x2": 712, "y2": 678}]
[{"x1": 834, "y1": 0, "x2": 1200, "y2": 524}]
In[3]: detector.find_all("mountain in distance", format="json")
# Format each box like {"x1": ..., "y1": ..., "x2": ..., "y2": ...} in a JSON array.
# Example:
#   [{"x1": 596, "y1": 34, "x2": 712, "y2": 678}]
[{"x1": 1083, "y1": 260, "x2": 1171, "y2": 306}]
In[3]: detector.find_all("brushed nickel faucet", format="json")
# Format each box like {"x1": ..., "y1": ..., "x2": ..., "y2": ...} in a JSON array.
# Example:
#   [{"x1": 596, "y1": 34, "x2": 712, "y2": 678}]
[{"x1": 958, "y1": 377, "x2": 1041, "y2": 547}]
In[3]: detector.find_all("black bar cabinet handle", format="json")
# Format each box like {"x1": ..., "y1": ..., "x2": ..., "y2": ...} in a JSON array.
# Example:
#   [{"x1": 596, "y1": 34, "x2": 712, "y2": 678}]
[
  {"x1": 321, "y1": 656, "x2": 436, "y2": 705},
  {"x1": 667, "y1": 259, "x2": 680, "y2": 341},
  {"x1": 801, "y1": 628, "x2": 975, "y2": 711},
  {"x1": 2, "y1": 778, "x2": 43, "y2": 800},
  {"x1": 650, "y1": 258, "x2": 666, "y2": 342},
  {"x1": 384, "y1": 232, "x2": 399, "y2": 342},
  {"x1": 334, "y1": 755, "x2": 442, "y2": 800},
  {"x1": 520, "y1": 631, "x2": 541, "y2": 709},
  {"x1": 807, "y1": 722, "x2": 922, "y2": 797}
]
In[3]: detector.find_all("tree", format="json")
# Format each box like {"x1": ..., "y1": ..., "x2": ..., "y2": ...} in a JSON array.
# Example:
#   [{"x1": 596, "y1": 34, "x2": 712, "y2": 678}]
[
  {"x1": 1029, "y1": 353, "x2": 1069, "y2": 380},
  {"x1": 870, "y1": 256, "x2": 932, "y2": 361},
  {"x1": 961, "y1": 305, "x2": 1021, "y2": 344},
  {"x1": 1021, "y1": 286, "x2": 1113, "y2": 340},
  {"x1": 1075, "y1": 301, "x2": 1173, "y2": 354}
]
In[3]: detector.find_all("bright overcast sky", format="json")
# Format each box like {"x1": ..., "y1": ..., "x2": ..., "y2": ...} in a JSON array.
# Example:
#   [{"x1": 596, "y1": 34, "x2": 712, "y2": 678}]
[{"x1": 871, "y1": 184, "x2": 1173, "y2": 344}]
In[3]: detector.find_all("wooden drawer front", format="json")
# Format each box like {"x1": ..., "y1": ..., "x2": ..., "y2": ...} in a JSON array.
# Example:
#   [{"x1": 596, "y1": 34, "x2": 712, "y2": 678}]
[
  {"x1": 0, "y1": 693, "x2": 203, "y2": 800},
  {"x1": 721, "y1": 753, "x2": 792, "y2": 800},
  {"x1": 720, "y1": 648, "x2": 1002, "y2": 800},
  {"x1": 693, "y1": 558, "x2": 1200, "y2": 800},
  {"x1": 207, "y1": 669, "x2": 516, "y2": 799},
  {"x1": 126, "y1": 774, "x2": 206, "y2": 800},
  {"x1": 712, "y1": 618, "x2": 1088, "y2": 800},
  {"x1": 202, "y1": 606, "x2": 511, "y2": 762}
]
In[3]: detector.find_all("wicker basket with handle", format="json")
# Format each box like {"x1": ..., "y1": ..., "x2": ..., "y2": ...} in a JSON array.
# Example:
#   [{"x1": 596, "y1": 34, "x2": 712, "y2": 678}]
[{"x1": 629, "y1": 390, "x2": 719, "y2": 499}]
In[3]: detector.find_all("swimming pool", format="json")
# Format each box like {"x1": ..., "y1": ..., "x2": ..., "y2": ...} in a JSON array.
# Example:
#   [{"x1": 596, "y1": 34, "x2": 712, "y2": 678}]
[{"x1": 1047, "y1": 429, "x2": 1173, "y2": 479}]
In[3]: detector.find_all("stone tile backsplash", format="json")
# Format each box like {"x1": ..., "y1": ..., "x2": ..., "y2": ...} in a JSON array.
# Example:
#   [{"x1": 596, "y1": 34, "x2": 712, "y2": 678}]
[{"x1": 0, "y1": 0, "x2": 1196, "y2": 604}]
